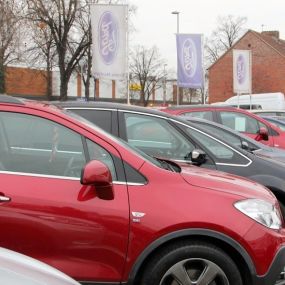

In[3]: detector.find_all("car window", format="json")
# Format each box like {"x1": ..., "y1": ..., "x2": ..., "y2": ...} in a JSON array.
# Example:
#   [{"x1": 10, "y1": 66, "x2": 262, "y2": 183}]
[
  {"x1": 124, "y1": 113, "x2": 195, "y2": 161},
  {"x1": 266, "y1": 119, "x2": 285, "y2": 131},
  {"x1": 220, "y1": 111, "x2": 268, "y2": 134},
  {"x1": 0, "y1": 112, "x2": 86, "y2": 178},
  {"x1": 192, "y1": 122, "x2": 243, "y2": 148},
  {"x1": 86, "y1": 139, "x2": 117, "y2": 180},
  {"x1": 70, "y1": 109, "x2": 112, "y2": 133},
  {"x1": 180, "y1": 111, "x2": 214, "y2": 121},
  {"x1": 181, "y1": 125, "x2": 250, "y2": 164}
]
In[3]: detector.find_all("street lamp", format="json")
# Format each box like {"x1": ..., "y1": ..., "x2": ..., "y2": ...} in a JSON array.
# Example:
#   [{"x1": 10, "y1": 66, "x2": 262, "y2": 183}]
[
  {"x1": 163, "y1": 64, "x2": 167, "y2": 106},
  {"x1": 171, "y1": 11, "x2": 180, "y2": 34},
  {"x1": 171, "y1": 11, "x2": 180, "y2": 106}
]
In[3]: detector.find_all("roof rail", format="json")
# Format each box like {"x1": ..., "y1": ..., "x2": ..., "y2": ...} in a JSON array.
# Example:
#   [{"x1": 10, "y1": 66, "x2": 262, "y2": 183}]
[{"x1": 0, "y1": 94, "x2": 24, "y2": 105}]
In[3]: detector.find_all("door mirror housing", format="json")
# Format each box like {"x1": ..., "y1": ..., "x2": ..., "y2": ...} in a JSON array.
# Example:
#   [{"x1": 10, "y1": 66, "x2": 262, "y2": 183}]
[
  {"x1": 191, "y1": 149, "x2": 207, "y2": 166},
  {"x1": 80, "y1": 160, "x2": 114, "y2": 200},
  {"x1": 241, "y1": 141, "x2": 249, "y2": 150}
]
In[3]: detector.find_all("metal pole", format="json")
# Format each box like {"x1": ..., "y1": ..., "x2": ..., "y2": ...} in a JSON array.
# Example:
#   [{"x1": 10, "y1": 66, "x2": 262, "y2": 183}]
[
  {"x1": 163, "y1": 64, "x2": 167, "y2": 105},
  {"x1": 172, "y1": 11, "x2": 180, "y2": 106},
  {"x1": 126, "y1": 5, "x2": 130, "y2": 105}
]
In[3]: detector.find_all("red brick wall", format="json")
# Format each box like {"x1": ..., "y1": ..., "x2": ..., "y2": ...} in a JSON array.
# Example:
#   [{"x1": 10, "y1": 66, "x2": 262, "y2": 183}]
[
  {"x1": 209, "y1": 32, "x2": 285, "y2": 103},
  {"x1": 5, "y1": 66, "x2": 47, "y2": 97}
]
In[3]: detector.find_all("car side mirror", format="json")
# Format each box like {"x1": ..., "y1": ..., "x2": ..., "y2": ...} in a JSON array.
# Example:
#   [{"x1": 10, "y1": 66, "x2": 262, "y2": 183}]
[
  {"x1": 241, "y1": 141, "x2": 249, "y2": 150},
  {"x1": 257, "y1": 127, "x2": 269, "y2": 141},
  {"x1": 190, "y1": 149, "x2": 207, "y2": 166},
  {"x1": 80, "y1": 160, "x2": 114, "y2": 200}
]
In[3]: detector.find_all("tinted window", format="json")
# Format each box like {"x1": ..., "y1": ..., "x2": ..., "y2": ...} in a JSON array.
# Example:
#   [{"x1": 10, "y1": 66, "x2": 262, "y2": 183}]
[
  {"x1": 193, "y1": 122, "x2": 242, "y2": 148},
  {"x1": 71, "y1": 109, "x2": 112, "y2": 133},
  {"x1": 0, "y1": 112, "x2": 86, "y2": 177},
  {"x1": 86, "y1": 139, "x2": 117, "y2": 180},
  {"x1": 220, "y1": 111, "x2": 268, "y2": 134},
  {"x1": 124, "y1": 113, "x2": 195, "y2": 160},
  {"x1": 180, "y1": 111, "x2": 213, "y2": 121},
  {"x1": 123, "y1": 162, "x2": 147, "y2": 184},
  {"x1": 182, "y1": 126, "x2": 250, "y2": 164}
]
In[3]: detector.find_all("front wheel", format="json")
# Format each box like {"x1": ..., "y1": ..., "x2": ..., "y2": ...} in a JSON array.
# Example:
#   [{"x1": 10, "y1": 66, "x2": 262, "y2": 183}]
[{"x1": 140, "y1": 242, "x2": 243, "y2": 285}]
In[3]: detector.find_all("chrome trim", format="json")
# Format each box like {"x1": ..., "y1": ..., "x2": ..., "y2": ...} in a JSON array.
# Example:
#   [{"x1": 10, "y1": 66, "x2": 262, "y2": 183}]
[
  {"x1": 11, "y1": 146, "x2": 83, "y2": 155},
  {"x1": 118, "y1": 109, "x2": 167, "y2": 119},
  {"x1": 0, "y1": 170, "x2": 81, "y2": 180},
  {"x1": 113, "y1": 181, "x2": 145, "y2": 186},
  {"x1": 0, "y1": 170, "x2": 145, "y2": 185},
  {"x1": 65, "y1": 107, "x2": 116, "y2": 112},
  {"x1": 0, "y1": 196, "x2": 10, "y2": 202},
  {"x1": 174, "y1": 159, "x2": 250, "y2": 167}
]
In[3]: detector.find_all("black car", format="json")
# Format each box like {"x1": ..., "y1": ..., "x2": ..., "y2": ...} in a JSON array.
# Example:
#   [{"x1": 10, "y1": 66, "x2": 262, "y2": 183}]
[{"x1": 56, "y1": 101, "x2": 285, "y2": 209}]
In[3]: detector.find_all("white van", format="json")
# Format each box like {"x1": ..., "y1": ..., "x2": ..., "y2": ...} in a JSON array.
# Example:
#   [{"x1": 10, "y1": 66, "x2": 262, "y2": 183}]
[{"x1": 224, "y1": 92, "x2": 285, "y2": 110}]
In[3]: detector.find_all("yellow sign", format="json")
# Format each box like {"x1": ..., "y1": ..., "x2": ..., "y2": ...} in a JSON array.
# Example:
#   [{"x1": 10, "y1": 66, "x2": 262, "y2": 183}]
[{"x1": 129, "y1": 83, "x2": 141, "y2": 91}]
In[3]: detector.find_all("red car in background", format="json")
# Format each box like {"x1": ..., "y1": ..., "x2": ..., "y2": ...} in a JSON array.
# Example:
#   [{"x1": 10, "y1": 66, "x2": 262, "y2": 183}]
[{"x1": 162, "y1": 105, "x2": 285, "y2": 149}]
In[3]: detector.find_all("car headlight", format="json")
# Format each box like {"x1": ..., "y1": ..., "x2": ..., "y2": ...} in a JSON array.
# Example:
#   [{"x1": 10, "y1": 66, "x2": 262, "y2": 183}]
[{"x1": 234, "y1": 199, "x2": 282, "y2": 230}]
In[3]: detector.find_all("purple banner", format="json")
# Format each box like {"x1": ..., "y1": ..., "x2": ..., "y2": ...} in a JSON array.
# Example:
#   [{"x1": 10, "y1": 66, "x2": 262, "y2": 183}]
[{"x1": 176, "y1": 34, "x2": 204, "y2": 88}]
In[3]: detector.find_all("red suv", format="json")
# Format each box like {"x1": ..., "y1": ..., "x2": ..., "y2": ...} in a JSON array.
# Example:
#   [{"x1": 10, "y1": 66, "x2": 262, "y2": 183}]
[
  {"x1": 162, "y1": 105, "x2": 285, "y2": 149},
  {"x1": 0, "y1": 95, "x2": 285, "y2": 285}
]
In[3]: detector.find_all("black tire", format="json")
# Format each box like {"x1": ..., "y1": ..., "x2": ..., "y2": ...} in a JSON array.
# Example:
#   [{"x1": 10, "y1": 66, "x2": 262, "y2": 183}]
[{"x1": 140, "y1": 241, "x2": 243, "y2": 285}]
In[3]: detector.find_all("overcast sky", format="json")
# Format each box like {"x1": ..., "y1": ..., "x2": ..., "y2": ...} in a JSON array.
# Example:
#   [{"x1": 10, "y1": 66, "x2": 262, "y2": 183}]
[{"x1": 129, "y1": 0, "x2": 285, "y2": 71}]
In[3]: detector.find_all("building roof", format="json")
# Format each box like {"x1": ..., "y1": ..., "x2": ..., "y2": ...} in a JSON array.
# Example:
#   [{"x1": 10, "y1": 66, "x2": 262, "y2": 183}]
[{"x1": 208, "y1": 29, "x2": 285, "y2": 70}]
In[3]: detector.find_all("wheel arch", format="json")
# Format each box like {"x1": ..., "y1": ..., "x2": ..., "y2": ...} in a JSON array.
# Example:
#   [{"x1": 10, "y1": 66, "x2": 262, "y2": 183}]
[
  {"x1": 249, "y1": 174, "x2": 285, "y2": 203},
  {"x1": 126, "y1": 229, "x2": 256, "y2": 285}
]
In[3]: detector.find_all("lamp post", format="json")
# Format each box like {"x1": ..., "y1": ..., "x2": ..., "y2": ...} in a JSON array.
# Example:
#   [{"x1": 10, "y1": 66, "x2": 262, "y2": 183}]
[
  {"x1": 171, "y1": 11, "x2": 180, "y2": 34},
  {"x1": 171, "y1": 11, "x2": 180, "y2": 106},
  {"x1": 163, "y1": 64, "x2": 167, "y2": 106}
]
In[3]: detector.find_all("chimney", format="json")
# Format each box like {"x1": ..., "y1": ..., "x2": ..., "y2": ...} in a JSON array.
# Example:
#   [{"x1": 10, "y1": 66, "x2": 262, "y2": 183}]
[{"x1": 261, "y1": 31, "x2": 280, "y2": 40}]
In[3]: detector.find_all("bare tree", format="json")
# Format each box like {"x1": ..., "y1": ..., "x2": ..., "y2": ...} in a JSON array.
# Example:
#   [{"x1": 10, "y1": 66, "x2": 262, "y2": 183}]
[
  {"x1": 129, "y1": 45, "x2": 166, "y2": 106},
  {"x1": 205, "y1": 15, "x2": 247, "y2": 66},
  {"x1": 24, "y1": 21, "x2": 57, "y2": 99},
  {"x1": 26, "y1": 0, "x2": 90, "y2": 100},
  {"x1": 0, "y1": 0, "x2": 26, "y2": 93}
]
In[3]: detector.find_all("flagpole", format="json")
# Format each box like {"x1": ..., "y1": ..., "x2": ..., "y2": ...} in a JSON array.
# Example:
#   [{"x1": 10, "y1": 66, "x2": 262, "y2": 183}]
[{"x1": 126, "y1": 4, "x2": 130, "y2": 105}]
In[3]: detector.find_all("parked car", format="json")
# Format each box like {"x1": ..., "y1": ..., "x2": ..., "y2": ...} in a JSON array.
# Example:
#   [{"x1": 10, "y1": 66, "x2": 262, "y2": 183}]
[
  {"x1": 185, "y1": 116, "x2": 285, "y2": 164},
  {"x1": 224, "y1": 92, "x2": 285, "y2": 110},
  {"x1": 260, "y1": 116, "x2": 285, "y2": 131},
  {"x1": 1, "y1": 95, "x2": 285, "y2": 285},
  {"x1": 161, "y1": 104, "x2": 285, "y2": 149},
  {"x1": 251, "y1": 110, "x2": 285, "y2": 117},
  {"x1": 0, "y1": 247, "x2": 79, "y2": 285},
  {"x1": 56, "y1": 101, "x2": 285, "y2": 212}
]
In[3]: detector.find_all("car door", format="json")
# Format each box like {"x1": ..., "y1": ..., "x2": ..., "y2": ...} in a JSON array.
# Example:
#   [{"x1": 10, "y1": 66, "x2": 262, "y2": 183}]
[
  {"x1": 218, "y1": 111, "x2": 274, "y2": 146},
  {"x1": 0, "y1": 110, "x2": 129, "y2": 282}
]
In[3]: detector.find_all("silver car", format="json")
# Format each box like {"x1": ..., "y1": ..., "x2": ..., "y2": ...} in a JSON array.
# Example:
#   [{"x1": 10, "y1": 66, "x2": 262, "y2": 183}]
[{"x1": 0, "y1": 247, "x2": 80, "y2": 285}]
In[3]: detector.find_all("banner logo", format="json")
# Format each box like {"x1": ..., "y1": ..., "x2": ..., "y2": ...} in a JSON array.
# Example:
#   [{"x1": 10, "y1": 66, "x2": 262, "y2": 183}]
[
  {"x1": 236, "y1": 54, "x2": 246, "y2": 84},
  {"x1": 182, "y1": 38, "x2": 197, "y2": 78},
  {"x1": 99, "y1": 11, "x2": 118, "y2": 65}
]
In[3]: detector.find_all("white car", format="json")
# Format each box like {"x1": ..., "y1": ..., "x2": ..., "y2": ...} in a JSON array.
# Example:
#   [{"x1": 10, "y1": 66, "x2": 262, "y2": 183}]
[{"x1": 0, "y1": 247, "x2": 80, "y2": 285}]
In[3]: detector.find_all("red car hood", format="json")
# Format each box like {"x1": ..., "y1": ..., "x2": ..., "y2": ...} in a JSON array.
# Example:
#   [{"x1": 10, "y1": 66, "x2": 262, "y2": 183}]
[{"x1": 180, "y1": 164, "x2": 274, "y2": 201}]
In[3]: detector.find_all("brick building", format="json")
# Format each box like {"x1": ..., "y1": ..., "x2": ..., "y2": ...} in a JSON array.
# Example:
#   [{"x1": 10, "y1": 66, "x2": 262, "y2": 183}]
[
  {"x1": 5, "y1": 66, "x2": 48, "y2": 99},
  {"x1": 208, "y1": 30, "x2": 285, "y2": 103}
]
